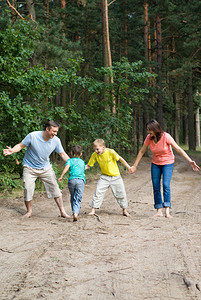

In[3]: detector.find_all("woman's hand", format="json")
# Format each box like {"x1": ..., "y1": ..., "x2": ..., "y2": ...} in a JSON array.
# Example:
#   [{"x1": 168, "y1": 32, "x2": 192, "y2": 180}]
[{"x1": 190, "y1": 161, "x2": 200, "y2": 171}]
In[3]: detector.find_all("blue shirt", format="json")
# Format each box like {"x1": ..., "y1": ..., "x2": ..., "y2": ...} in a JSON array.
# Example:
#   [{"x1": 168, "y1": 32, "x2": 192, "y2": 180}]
[
  {"x1": 22, "y1": 131, "x2": 64, "y2": 169},
  {"x1": 66, "y1": 157, "x2": 85, "y2": 183}
]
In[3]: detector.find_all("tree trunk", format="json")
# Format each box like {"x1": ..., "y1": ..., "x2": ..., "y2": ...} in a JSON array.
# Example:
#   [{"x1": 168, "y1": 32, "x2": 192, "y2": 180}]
[
  {"x1": 60, "y1": 85, "x2": 67, "y2": 150},
  {"x1": 46, "y1": 0, "x2": 50, "y2": 28},
  {"x1": 195, "y1": 107, "x2": 200, "y2": 148},
  {"x1": 11, "y1": 0, "x2": 15, "y2": 25},
  {"x1": 124, "y1": 0, "x2": 128, "y2": 57},
  {"x1": 174, "y1": 93, "x2": 180, "y2": 143},
  {"x1": 143, "y1": 2, "x2": 150, "y2": 140},
  {"x1": 182, "y1": 115, "x2": 188, "y2": 145},
  {"x1": 156, "y1": 15, "x2": 163, "y2": 127},
  {"x1": 101, "y1": 0, "x2": 115, "y2": 113},
  {"x1": 60, "y1": 0, "x2": 66, "y2": 29},
  {"x1": 144, "y1": 3, "x2": 149, "y2": 62},
  {"x1": 102, "y1": 0, "x2": 112, "y2": 69},
  {"x1": 187, "y1": 71, "x2": 196, "y2": 150},
  {"x1": 26, "y1": 0, "x2": 36, "y2": 21},
  {"x1": 60, "y1": 0, "x2": 66, "y2": 9}
]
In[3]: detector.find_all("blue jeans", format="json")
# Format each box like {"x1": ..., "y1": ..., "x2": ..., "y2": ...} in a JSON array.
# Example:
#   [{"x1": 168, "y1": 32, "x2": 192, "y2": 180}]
[
  {"x1": 68, "y1": 179, "x2": 85, "y2": 215},
  {"x1": 151, "y1": 163, "x2": 174, "y2": 209}
]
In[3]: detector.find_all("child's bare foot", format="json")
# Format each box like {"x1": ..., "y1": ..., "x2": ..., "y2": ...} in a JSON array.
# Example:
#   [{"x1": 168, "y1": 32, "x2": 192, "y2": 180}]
[
  {"x1": 73, "y1": 213, "x2": 78, "y2": 222},
  {"x1": 123, "y1": 208, "x2": 131, "y2": 217},
  {"x1": 23, "y1": 211, "x2": 32, "y2": 218},
  {"x1": 89, "y1": 208, "x2": 96, "y2": 215}
]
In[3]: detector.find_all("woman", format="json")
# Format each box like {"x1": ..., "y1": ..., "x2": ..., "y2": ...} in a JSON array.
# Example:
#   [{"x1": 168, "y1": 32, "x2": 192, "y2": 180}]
[{"x1": 131, "y1": 119, "x2": 199, "y2": 218}]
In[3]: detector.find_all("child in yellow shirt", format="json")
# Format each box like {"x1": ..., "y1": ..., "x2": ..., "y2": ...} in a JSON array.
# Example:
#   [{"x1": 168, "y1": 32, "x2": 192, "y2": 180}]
[{"x1": 86, "y1": 139, "x2": 131, "y2": 217}]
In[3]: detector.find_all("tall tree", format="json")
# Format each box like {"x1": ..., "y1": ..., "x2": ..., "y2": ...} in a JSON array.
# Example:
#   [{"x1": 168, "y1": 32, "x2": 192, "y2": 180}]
[
  {"x1": 101, "y1": 0, "x2": 115, "y2": 113},
  {"x1": 155, "y1": 14, "x2": 163, "y2": 127},
  {"x1": 26, "y1": 0, "x2": 36, "y2": 21}
]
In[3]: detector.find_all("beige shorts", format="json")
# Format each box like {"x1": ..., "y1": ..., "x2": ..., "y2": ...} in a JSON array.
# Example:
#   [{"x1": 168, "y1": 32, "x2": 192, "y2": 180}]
[{"x1": 23, "y1": 165, "x2": 62, "y2": 202}]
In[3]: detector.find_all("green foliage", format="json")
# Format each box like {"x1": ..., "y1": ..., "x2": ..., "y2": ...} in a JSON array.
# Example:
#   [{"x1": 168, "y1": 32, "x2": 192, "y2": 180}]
[
  {"x1": 0, "y1": 20, "x2": 84, "y2": 190},
  {"x1": 0, "y1": 172, "x2": 23, "y2": 192},
  {"x1": 97, "y1": 58, "x2": 154, "y2": 103},
  {"x1": 59, "y1": 58, "x2": 153, "y2": 154},
  {"x1": 0, "y1": 11, "x2": 153, "y2": 192}
]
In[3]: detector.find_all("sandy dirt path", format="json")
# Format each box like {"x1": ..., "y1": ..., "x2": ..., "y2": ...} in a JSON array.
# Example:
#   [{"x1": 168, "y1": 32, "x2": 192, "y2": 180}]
[{"x1": 0, "y1": 155, "x2": 201, "y2": 300}]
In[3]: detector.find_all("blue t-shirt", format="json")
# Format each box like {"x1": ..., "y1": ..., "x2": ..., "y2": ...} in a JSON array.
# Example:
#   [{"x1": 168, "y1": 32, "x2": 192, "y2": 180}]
[
  {"x1": 66, "y1": 157, "x2": 85, "y2": 183},
  {"x1": 22, "y1": 131, "x2": 64, "y2": 169}
]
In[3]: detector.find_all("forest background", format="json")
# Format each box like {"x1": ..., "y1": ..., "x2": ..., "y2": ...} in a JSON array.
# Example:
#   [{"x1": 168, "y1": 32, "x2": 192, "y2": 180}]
[{"x1": 0, "y1": 0, "x2": 201, "y2": 191}]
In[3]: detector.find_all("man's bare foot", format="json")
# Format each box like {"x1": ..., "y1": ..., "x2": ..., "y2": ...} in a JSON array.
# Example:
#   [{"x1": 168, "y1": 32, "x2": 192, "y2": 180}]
[
  {"x1": 61, "y1": 212, "x2": 71, "y2": 218},
  {"x1": 89, "y1": 208, "x2": 96, "y2": 215},
  {"x1": 123, "y1": 209, "x2": 131, "y2": 217},
  {"x1": 23, "y1": 211, "x2": 32, "y2": 218},
  {"x1": 73, "y1": 213, "x2": 78, "y2": 222}
]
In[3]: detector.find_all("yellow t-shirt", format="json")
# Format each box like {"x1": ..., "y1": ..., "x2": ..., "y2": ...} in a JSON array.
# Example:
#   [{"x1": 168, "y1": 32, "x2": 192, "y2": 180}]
[{"x1": 88, "y1": 148, "x2": 120, "y2": 176}]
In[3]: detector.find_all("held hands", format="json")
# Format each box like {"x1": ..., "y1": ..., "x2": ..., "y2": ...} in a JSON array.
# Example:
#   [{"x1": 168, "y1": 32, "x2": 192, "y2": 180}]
[
  {"x1": 127, "y1": 165, "x2": 137, "y2": 174},
  {"x1": 190, "y1": 161, "x2": 200, "y2": 171},
  {"x1": 129, "y1": 165, "x2": 137, "y2": 174},
  {"x1": 127, "y1": 166, "x2": 132, "y2": 174}
]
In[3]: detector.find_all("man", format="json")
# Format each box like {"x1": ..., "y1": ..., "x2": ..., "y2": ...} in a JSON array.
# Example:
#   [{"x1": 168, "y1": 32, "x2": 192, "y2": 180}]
[{"x1": 3, "y1": 120, "x2": 70, "y2": 218}]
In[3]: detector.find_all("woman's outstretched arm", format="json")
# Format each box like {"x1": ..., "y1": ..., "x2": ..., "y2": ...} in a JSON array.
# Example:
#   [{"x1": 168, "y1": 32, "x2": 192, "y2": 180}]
[{"x1": 170, "y1": 139, "x2": 200, "y2": 171}]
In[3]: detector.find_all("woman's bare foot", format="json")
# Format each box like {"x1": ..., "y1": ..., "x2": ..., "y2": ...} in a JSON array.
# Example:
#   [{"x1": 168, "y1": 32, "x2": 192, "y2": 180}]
[
  {"x1": 73, "y1": 213, "x2": 78, "y2": 222},
  {"x1": 123, "y1": 208, "x2": 131, "y2": 217},
  {"x1": 152, "y1": 208, "x2": 163, "y2": 218},
  {"x1": 89, "y1": 208, "x2": 96, "y2": 215},
  {"x1": 165, "y1": 207, "x2": 173, "y2": 218},
  {"x1": 165, "y1": 214, "x2": 173, "y2": 219}
]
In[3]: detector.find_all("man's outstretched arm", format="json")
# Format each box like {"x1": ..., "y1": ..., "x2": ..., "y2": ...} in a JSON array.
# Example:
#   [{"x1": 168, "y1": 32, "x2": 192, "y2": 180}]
[
  {"x1": 59, "y1": 151, "x2": 70, "y2": 162},
  {"x1": 3, "y1": 142, "x2": 26, "y2": 156}
]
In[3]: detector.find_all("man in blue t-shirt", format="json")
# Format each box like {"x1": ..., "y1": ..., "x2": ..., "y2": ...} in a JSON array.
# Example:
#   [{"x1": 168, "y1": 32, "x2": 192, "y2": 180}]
[{"x1": 3, "y1": 121, "x2": 70, "y2": 218}]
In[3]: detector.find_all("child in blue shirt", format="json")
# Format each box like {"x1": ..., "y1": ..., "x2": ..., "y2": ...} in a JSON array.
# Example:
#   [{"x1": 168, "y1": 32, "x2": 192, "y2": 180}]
[{"x1": 58, "y1": 145, "x2": 85, "y2": 221}]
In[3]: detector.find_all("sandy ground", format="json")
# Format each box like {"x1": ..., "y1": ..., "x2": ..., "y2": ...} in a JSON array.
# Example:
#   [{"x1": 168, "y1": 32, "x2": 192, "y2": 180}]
[{"x1": 1, "y1": 155, "x2": 201, "y2": 300}]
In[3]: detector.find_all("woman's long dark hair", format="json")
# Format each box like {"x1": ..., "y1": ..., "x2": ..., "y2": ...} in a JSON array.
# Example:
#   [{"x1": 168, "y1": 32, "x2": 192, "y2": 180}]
[{"x1": 146, "y1": 120, "x2": 164, "y2": 142}]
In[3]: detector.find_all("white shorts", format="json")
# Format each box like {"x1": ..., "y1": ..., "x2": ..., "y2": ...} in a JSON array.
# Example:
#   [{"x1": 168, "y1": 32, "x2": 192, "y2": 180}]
[
  {"x1": 23, "y1": 165, "x2": 62, "y2": 202},
  {"x1": 91, "y1": 174, "x2": 128, "y2": 209}
]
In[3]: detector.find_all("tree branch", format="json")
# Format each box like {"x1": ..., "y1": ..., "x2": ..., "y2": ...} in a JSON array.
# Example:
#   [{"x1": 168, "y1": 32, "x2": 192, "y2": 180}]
[
  {"x1": 191, "y1": 46, "x2": 201, "y2": 59},
  {"x1": 108, "y1": 0, "x2": 116, "y2": 6},
  {"x1": 6, "y1": 0, "x2": 25, "y2": 20}
]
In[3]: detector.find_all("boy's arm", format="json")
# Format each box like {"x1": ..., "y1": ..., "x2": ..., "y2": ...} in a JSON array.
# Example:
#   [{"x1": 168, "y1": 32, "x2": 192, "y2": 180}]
[
  {"x1": 58, "y1": 164, "x2": 70, "y2": 182},
  {"x1": 119, "y1": 156, "x2": 132, "y2": 173},
  {"x1": 85, "y1": 153, "x2": 95, "y2": 170}
]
